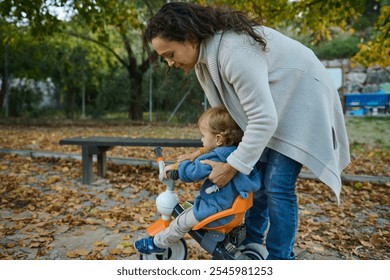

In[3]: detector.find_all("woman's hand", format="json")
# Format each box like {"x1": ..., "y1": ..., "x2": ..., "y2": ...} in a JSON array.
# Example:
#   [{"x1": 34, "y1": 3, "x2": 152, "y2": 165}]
[{"x1": 200, "y1": 160, "x2": 237, "y2": 188}]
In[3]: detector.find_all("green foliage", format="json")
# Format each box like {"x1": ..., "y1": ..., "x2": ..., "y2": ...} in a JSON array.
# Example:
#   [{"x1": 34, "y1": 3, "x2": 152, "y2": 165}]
[
  {"x1": 198, "y1": 0, "x2": 387, "y2": 67},
  {"x1": 0, "y1": 0, "x2": 68, "y2": 36},
  {"x1": 143, "y1": 63, "x2": 206, "y2": 123},
  {"x1": 7, "y1": 82, "x2": 42, "y2": 117},
  {"x1": 308, "y1": 35, "x2": 361, "y2": 60},
  {"x1": 94, "y1": 67, "x2": 132, "y2": 116},
  {"x1": 1, "y1": 0, "x2": 388, "y2": 121},
  {"x1": 0, "y1": 19, "x2": 119, "y2": 118},
  {"x1": 352, "y1": 4, "x2": 390, "y2": 68},
  {"x1": 198, "y1": 0, "x2": 364, "y2": 42}
]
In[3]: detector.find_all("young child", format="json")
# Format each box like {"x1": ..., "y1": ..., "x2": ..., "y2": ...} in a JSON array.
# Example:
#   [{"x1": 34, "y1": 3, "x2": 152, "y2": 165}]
[{"x1": 135, "y1": 106, "x2": 261, "y2": 254}]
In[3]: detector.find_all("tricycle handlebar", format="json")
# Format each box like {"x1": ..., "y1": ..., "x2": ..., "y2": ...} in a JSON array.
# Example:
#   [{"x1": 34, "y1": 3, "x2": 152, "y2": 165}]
[{"x1": 154, "y1": 146, "x2": 163, "y2": 158}]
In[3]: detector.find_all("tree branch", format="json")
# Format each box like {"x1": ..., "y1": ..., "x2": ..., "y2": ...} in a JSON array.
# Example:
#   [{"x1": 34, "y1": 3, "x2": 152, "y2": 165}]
[{"x1": 65, "y1": 31, "x2": 128, "y2": 68}]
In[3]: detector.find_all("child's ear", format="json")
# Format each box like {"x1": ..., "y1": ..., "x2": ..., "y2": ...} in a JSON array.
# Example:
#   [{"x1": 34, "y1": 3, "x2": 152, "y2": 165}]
[{"x1": 216, "y1": 134, "x2": 224, "y2": 146}]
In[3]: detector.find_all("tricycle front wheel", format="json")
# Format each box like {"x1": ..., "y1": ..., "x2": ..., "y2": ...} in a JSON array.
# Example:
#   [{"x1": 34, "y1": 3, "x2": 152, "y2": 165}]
[{"x1": 139, "y1": 238, "x2": 187, "y2": 260}]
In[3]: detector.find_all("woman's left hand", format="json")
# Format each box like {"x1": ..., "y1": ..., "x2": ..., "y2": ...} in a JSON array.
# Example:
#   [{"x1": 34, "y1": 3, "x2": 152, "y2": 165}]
[{"x1": 200, "y1": 160, "x2": 237, "y2": 188}]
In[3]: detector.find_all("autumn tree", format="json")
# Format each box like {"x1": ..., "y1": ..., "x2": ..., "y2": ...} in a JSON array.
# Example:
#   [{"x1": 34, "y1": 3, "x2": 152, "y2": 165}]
[
  {"x1": 0, "y1": 23, "x2": 59, "y2": 117},
  {"x1": 352, "y1": 4, "x2": 389, "y2": 70},
  {"x1": 1, "y1": 0, "x2": 163, "y2": 120},
  {"x1": 66, "y1": 1, "x2": 162, "y2": 120},
  {"x1": 1, "y1": 0, "x2": 388, "y2": 119}
]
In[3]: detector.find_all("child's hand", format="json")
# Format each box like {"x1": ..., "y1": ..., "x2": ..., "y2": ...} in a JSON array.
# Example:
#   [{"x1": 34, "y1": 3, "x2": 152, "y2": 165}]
[
  {"x1": 163, "y1": 164, "x2": 174, "y2": 179},
  {"x1": 177, "y1": 150, "x2": 201, "y2": 162}
]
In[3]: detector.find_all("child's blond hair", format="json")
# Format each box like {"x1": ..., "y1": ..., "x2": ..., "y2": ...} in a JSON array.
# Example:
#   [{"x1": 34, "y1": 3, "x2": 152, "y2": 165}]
[{"x1": 198, "y1": 105, "x2": 243, "y2": 146}]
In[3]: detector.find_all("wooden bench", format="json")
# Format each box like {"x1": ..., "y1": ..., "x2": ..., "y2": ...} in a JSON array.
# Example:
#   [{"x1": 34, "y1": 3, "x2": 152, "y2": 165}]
[{"x1": 59, "y1": 137, "x2": 202, "y2": 184}]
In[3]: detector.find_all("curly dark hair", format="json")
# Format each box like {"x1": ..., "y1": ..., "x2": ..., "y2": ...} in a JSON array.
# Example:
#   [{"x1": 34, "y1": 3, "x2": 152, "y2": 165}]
[{"x1": 143, "y1": 2, "x2": 267, "y2": 51}]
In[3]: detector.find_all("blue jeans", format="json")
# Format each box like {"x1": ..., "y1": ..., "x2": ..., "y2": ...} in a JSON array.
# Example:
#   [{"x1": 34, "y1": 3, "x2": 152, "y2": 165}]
[{"x1": 244, "y1": 148, "x2": 302, "y2": 260}]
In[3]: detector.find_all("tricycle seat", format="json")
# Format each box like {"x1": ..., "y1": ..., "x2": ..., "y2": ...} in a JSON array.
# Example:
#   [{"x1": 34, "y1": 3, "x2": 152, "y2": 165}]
[{"x1": 192, "y1": 192, "x2": 253, "y2": 234}]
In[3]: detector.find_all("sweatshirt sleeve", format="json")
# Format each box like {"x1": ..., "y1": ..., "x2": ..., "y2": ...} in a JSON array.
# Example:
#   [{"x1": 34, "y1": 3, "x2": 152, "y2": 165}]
[{"x1": 221, "y1": 44, "x2": 278, "y2": 174}]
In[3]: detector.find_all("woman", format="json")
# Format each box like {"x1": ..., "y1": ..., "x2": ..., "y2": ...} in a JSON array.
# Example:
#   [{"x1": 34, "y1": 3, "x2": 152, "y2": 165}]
[{"x1": 143, "y1": 2, "x2": 350, "y2": 260}]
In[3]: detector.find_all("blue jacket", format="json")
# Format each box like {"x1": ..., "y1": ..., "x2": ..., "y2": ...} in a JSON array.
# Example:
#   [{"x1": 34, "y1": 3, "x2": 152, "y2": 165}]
[{"x1": 178, "y1": 146, "x2": 261, "y2": 227}]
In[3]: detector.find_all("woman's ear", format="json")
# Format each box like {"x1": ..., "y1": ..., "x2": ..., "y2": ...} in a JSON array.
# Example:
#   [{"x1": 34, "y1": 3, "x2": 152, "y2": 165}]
[{"x1": 216, "y1": 134, "x2": 224, "y2": 146}]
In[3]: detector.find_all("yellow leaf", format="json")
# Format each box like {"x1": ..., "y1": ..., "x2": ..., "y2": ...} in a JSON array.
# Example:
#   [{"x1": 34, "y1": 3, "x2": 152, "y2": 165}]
[
  {"x1": 121, "y1": 235, "x2": 130, "y2": 240},
  {"x1": 105, "y1": 220, "x2": 116, "y2": 228},
  {"x1": 94, "y1": 241, "x2": 108, "y2": 247},
  {"x1": 47, "y1": 175, "x2": 61, "y2": 184},
  {"x1": 130, "y1": 225, "x2": 140, "y2": 231},
  {"x1": 30, "y1": 242, "x2": 41, "y2": 248},
  {"x1": 67, "y1": 248, "x2": 90, "y2": 257},
  {"x1": 120, "y1": 241, "x2": 132, "y2": 248},
  {"x1": 311, "y1": 235, "x2": 323, "y2": 242},
  {"x1": 66, "y1": 251, "x2": 79, "y2": 258},
  {"x1": 313, "y1": 245, "x2": 325, "y2": 252},
  {"x1": 122, "y1": 247, "x2": 135, "y2": 254},
  {"x1": 360, "y1": 240, "x2": 373, "y2": 247},
  {"x1": 109, "y1": 248, "x2": 122, "y2": 255}
]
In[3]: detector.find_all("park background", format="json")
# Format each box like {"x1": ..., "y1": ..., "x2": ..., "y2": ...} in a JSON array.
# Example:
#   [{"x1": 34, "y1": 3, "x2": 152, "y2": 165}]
[{"x1": 0, "y1": 0, "x2": 389, "y2": 260}]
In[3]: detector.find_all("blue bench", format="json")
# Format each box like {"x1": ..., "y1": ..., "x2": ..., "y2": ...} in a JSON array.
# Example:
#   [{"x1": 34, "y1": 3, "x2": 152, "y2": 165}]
[{"x1": 344, "y1": 92, "x2": 390, "y2": 115}]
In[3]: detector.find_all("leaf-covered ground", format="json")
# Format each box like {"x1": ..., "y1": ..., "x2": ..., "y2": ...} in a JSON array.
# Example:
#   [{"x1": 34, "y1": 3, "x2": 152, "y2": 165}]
[{"x1": 0, "y1": 119, "x2": 389, "y2": 260}]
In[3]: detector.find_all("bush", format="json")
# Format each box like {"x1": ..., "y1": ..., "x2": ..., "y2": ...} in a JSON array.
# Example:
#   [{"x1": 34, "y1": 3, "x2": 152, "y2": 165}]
[{"x1": 309, "y1": 35, "x2": 361, "y2": 60}]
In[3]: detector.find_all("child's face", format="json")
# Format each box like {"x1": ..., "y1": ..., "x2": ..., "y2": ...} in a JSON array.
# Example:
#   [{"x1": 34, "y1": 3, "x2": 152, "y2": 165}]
[{"x1": 199, "y1": 122, "x2": 221, "y2": 151}]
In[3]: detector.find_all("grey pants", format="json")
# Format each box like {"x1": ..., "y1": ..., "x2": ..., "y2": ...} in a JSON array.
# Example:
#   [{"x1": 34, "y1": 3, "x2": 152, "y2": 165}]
[{"x1": 153, "y1": 206, "x2": 199, "y2": 249}]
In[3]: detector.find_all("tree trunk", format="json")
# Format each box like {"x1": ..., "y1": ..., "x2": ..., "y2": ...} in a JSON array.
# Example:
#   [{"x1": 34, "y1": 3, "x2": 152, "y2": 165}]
[
  {"x1": 65, "y1": 88, "x2": 77, "y2": 119},
  {"x1": 0, "y1": 78, "x2": 5, "y2": 112},
  {"x1": 128, "y1": 70, "x2": 143, "y2": 120}
]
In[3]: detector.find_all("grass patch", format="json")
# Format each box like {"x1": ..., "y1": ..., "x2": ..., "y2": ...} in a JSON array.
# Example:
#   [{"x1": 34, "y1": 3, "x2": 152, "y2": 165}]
[{"x1": 346, "y1": 116, "x2": 390, "y2": 150}]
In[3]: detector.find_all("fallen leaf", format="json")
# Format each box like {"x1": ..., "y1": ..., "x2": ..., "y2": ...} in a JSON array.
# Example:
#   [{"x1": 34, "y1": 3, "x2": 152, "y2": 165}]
[
  {"x1": 94, "y1": 241, "x2": 108, "y2": 247},
  {"x1": 67, "y1": 248, "x2": 90, "y2": 258}
]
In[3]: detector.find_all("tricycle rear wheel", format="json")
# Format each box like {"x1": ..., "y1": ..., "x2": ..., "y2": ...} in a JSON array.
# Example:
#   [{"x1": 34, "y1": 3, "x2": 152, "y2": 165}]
[{"x1": 239, "y1": 243, "x2": 268, "y2": 260}]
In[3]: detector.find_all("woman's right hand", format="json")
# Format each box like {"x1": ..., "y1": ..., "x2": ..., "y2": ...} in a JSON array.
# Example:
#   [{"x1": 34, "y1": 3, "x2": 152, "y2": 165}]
[{"x1": 200, "y1": 160, "x2": 237, "y2": 188}]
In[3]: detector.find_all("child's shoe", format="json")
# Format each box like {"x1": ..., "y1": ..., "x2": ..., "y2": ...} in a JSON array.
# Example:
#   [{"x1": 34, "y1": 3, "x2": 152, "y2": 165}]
[{"x1": 135, "y1": 237, "x2": 166, "y2": 254}]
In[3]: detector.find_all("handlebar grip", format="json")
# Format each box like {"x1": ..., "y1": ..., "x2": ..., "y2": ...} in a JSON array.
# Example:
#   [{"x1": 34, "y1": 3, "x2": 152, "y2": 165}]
[
  {"x1": 167, "y1": 170, "x2": 179, "y2": 180},
  {"x1": 154, "y1": 146, "x2": 163, "y2": 158}
]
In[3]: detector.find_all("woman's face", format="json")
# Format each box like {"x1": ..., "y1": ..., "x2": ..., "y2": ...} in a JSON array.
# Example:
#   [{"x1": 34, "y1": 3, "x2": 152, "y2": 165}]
[{"x1": 151, "y1": 36, "x2": 199, "y2": 73}]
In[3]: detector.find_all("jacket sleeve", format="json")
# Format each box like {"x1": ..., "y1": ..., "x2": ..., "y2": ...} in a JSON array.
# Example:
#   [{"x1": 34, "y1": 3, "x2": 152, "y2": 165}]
[{"x1": 178, "y1": 157, "x2": 213, "y2": 183}]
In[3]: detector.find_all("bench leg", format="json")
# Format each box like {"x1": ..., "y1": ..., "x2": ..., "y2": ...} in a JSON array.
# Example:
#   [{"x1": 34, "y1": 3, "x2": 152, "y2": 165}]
[
  {"x1": 81, "y1": 146, "x2": 93, "y2": 184},
  {"x1": 97, "y1": 151, "x2": 107, "y2": 178}
]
